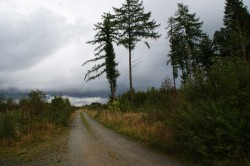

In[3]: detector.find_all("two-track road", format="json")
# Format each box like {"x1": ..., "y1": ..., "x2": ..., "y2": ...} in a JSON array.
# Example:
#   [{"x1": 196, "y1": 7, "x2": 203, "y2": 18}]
[
  {"x1": 2, "y1": 111, "x2": 182, "y2": 166},
  {"x1": 68, "y1": 112, "x2": 182, "y2": 166}
]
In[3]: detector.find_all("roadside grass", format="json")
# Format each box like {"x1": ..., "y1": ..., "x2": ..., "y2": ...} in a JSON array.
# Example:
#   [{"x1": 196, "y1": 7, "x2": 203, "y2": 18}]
[
  {"x1": 0, "y1": 123, "x2": 64, "y2": 161},
  {"x1": 85, "y1": 108, "x2": 250, "y2": 166},
  {"x1": 0, "y1": 112, "x2": 75, "y2": 163},
  {"x1": 84, "y1": 109, "x2": 177, "y2": 154}
]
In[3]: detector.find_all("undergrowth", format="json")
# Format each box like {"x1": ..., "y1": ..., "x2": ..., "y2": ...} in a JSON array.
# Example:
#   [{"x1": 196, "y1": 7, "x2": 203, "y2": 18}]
[
  {"x1": 85, "y1": 110, "x2": 176, "y2": 154},
  {"x1": 0, "y1": 90, "x2": 75, "y2": 161}
]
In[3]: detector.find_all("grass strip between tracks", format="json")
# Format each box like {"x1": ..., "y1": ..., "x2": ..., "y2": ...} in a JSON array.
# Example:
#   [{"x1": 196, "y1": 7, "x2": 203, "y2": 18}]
[{"x1": 80, "y1": 112, "x2": 98, "y2": 140}]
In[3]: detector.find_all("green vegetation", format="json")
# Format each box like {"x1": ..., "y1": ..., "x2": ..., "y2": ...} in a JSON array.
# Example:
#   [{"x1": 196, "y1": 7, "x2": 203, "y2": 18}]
[
  {"x1": 49, "y1": 96, "x2": 73, "y2": 126},
  {"x1": 173, "y1": 57, "x2": 250, "y2": 165},
  {"x1": 84, "y1": 0, "x2": 250, "y2": 165},
  {"x1": 85, "y1": 0, "x2": 160, "y2": 106},
  {"x1": 167, "y1": 3, "x2": 213, "y2": 84},
  {"x1": 84, "y1": 13, "x2": 120, "y2": 101},
  {"x1": 86, "y1": 57, "x2": 250, "y2": 165},
  {"x1": 0, "y1": 89, "x2": 74, "y2": 159},
  {"x1": 86, "y1": 110, "x2": 175, "y2": 153},
  {"x1": 113, "y1": 0, "x2": 160, "y2": 106}
]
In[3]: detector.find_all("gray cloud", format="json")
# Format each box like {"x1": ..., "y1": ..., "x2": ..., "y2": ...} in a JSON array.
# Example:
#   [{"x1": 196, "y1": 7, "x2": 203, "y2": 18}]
[
  {"x1": 69, "y1": 97, "x2": 108, "y2": 107},
  {"x1": 47, "y1": 89, "x2": 109, "y2": 99},
  {"x1": 0, "y1": 8, "x2": 74, "y2": 72},
  {"x1": 0, "y1": 0, "x2": 249, "y2": 106}
]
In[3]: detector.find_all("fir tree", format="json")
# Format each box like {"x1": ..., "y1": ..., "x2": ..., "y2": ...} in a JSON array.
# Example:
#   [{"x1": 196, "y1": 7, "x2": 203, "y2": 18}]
[
  {"x1": 84, "y1": 13, "x2": 120, "y2": 101},
  {"x1": 197, "y1": 35, "x2": 214, "y2": 71},
  {"x1": 113, "y1": 0, "x2": 160, "y2": 107},
  {"x1": 167, "y1": 3, "x2": 206, "y2": 84},
  {"x1": 214, "y1": 0, "x2": 250, "y2": 73},
  {"x1": 224, "y1": 0, "x2": 250, "y2": 72},
  {"x1": 167, "y1": 17, "x2": 179, "y2": 89}
]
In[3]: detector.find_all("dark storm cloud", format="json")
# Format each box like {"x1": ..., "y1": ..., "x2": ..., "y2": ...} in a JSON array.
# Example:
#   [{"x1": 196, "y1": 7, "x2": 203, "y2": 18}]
[
  {"x1": 0, "y1": 0, "x2": 249, "y2": 106},
  {"x1": 0, "y1": 8, "x2": 73, "y2": 72},
  {"x1": 47, "y1": 89, "x2": 109, "y2": 98},
  {"x1": 0, "y1": 86, "x2": 109, "y2": 100},
  {"x1": 0, "y1": 88, "x2": 24, "y2": 97}
]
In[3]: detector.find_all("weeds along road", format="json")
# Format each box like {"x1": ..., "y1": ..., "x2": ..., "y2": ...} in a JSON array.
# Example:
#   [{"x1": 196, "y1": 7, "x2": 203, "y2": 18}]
[{"x1": 68, "y1": 111, "x2": 182, "y2": 166}]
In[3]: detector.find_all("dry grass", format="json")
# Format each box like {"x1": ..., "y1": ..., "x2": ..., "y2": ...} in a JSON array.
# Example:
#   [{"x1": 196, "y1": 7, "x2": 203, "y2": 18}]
[
  {"x1": 84, "y1": 109, "x2": 175, "y2": 153},
  {"x1": 0, "y1": 121, "x2": 63, "y2": 160}
]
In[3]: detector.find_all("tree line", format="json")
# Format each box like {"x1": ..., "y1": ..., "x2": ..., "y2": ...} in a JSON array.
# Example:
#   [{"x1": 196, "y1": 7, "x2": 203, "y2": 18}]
[
  {"x1": 167, "y1": 1, "x2": 250, "y2": 86},
  {"x1": 0, "y1": 90, "x2": 74, "y2": 140},
  {"x1": 83, "y1": 0, "x2": 250, "y2": 164},
  {"x1": 83, "y1": 0, "x2": 160, "y2": 108},
  {"x1": 84, "y1": 0, "x2": 250, "y2": 109}
]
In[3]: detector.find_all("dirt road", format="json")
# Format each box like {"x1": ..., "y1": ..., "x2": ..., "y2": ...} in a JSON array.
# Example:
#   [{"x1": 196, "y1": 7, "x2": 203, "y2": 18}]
[
  {"x1": 68, "y1": 112, "x2": 181, "y2": 166},
  {"x1": 1, "y1": 111, "x2": 182, "y2": 166}
]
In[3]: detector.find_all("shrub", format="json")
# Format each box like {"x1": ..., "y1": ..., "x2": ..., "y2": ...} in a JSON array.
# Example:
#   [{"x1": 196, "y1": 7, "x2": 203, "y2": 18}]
[
  {"x1": 49, "y1": 96, "x2": 73, "y2": 126},
  {"x1": 118, "y1": 85, "x2": 181, "y2": 114},
  {"x1": 28, "y1": 90, "x2": 47, "y2": 116},
  {"x1": 108, "y1": 100, "x2": 121, "y2": 111},
  {"x1": 173, "y1": 57, "x2": 250, "y2": 162},
  {"x1": 0, "y1": 111, "x2": 22, "y2": 139}
]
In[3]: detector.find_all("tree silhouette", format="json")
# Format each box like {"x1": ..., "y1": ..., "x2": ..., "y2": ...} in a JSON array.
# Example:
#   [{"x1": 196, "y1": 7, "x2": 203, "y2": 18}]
[
  {"x1": 113, "y1": 0, "x2": 160, "y2": 107},
  {"x1": 84, "y1": 13, "x2": 120, "y2": 101},
  {"x1": 167, "y1": 3, "x2": 206, "y2": 83},
  {"x1": 225, "y1": 0, "x2": 250, "y2": 72}
]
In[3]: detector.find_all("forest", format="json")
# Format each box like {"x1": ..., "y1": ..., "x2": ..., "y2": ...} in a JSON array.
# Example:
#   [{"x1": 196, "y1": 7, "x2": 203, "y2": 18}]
[
  {"x1": 84, "y1": 0, "x2": 250, "y2": 165},
  {"x1": 0, "y1": 0, "x2": 249, "y2": 165}
]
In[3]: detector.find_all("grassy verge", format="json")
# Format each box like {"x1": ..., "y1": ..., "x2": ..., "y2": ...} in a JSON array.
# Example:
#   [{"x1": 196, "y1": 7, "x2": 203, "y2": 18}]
[
  {"x1": 0, "y1": 113, "x2": 75, "y2": 164},
  {"x1": 0, "y1": 125, "x2": 64, "y2": 163},
  {"x1": 85, "y1": 109, "x2": 177, "y2": 154},
  {"x1": 85, "y1": 109, "x2": 250, "y2": 165}
]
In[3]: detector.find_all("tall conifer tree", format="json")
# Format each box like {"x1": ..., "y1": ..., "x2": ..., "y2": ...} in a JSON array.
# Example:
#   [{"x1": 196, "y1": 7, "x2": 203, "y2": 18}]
[
  {"x1": 167, "y1": 3, "x2": 206, "y2": 84},
  {"x1": 167, "y1": 17, "x2": 180, "y2": 88},
  {"x1": 224, "y1": 0, "x2": 250, "y2": 72},
  {"x1": 214, "y1": 0, "x2": 250, "y2": 73},
  {"x1": 84, "y1": 13, "x2": 120, "y2": 101},
  {"x1": 113, "y1": 0, "x2": 160, "y2": 107}
]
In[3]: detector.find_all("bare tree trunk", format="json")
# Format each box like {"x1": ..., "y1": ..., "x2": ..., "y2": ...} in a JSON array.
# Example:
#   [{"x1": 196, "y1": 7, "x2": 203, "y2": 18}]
[
  {"x1": 181, "y1": 67, "x2": 185, "y2": 86},
  {"x1": 238, "y1": 26, "x2": 250, "y2": 78},
  {"x1": 111, "y1": 81, "x2": 115, "y2": 101},
  {"x1": 242, "y1": 44, "x2": 250, "y2": 77},
  {"x1": 172, "y1": 65, "x2": 176, "y2": 90},
  {"x1": 128, "y1": 2, "x2": 133, "y2": 110},
  {"x1": 170, "y1": 20, "x2": 176, "y2": 90},
  {"x1": 187, "y1": 42, "x2": 192, "y2": 81},
  {"x1": 129, "y1": 48, "x2": 134, "y2": 109}
]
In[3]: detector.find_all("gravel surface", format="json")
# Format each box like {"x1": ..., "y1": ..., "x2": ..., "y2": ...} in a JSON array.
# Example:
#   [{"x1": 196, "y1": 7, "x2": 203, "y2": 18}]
[
  {"x1": 1, "y1": 111, "x2": 183, "y2": 166},
  {"x1": 67, "y1": 112, "x2": 182, "y2": 166}
]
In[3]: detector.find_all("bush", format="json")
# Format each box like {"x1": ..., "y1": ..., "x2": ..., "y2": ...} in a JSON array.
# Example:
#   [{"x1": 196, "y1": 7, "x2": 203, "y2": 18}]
[
  {"x1": 28, "y1": 90, "x2": 47, "y2": 116},
  {"x1": 49, "y1": 96, "x2": 73, "y2": 126},
  {"x1": 0, "y1": 90, "x2": 74, "y2": 146},
  {"x1": 0, "y1": 111, "x2": 21, "y2": 139},
  {"x1": 108, "y1": 100, "x2": 120, "y2": 111},
  {"x1": 118, "y1": 86, "x2": 180, "y2": 114},
  {"x1": 173, "y1": 57, "x2": 250, "y2": 162},
  {"x1": 174, "y1": 101, "x2": 249, "y2": 158}
]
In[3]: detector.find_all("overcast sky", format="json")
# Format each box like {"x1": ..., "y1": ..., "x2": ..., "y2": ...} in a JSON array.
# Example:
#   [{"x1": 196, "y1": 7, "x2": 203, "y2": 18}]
[{"x1": 0, "y1": 0, "x2": 249, "y2": 106}]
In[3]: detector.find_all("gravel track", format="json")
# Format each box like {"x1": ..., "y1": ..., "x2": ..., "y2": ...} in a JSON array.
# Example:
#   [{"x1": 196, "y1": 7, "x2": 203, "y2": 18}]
[
  {"x1": 67, "y1": 112, "x2": 182, "y2": 166},
  {"x1": 1, "y1": 111, "x2": 182, "y2": 166}
]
